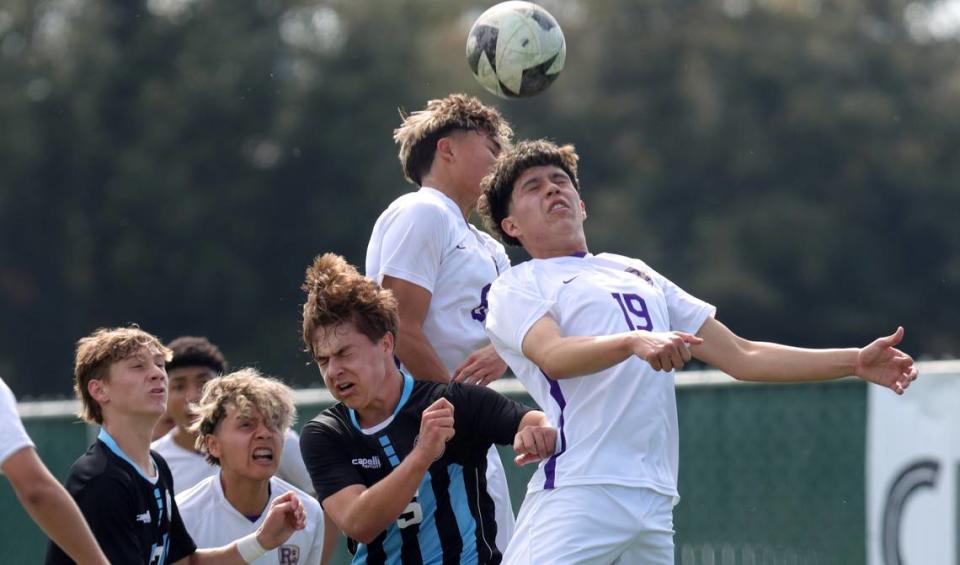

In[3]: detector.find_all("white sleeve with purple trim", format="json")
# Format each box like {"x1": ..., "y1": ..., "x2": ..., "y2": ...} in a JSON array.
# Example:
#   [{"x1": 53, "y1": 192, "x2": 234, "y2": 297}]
[
  {"x1": 0, "y1": 377, "x2": 34, "y2": 471},
  {"x1": 486, "y1": 253, "x2": 715, "y2": 499}
]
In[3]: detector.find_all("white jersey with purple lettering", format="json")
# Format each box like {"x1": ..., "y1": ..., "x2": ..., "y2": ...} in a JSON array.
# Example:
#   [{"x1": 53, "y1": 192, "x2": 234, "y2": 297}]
[
  {"x1": 485, "y1": 252, "x2": 715, "y2": 499},
  {"x1": 365, "y1": 186, "x2": 510, "y2": 374}
]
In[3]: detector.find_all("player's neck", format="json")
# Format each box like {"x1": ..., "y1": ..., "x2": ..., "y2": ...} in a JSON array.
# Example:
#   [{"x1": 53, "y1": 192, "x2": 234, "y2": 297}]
[
  {"x1": 171, "y1": 426, "x2": 200, "y2": 453},
  {"x1": 527, "y1": 236, "x2": 589, "y2": 260},
  {"x1": 421, "y1": 175, "x2": 476, "y2": 220},
  {"x1": 356, "y1": 367, "x2": 404, "y2": 428},
  {"x1": 219, "y1": 471, "x2": 271, "y2": 517},
  {"x1": 101, "y1": 416, "x2": 156, "y2": 475}
]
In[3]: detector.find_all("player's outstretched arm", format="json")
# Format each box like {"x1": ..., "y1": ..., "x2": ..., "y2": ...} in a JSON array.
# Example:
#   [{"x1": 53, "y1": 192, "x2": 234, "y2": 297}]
[
  {"x1": 321, "y1": 398, "x2": 455, "y2": 544},
  {"x1": 691, "y1": 318, "x2": 919, "y2": 394},
  {"x1": 175, "y1": 491, "x2": 306, "y2": 564},
  {"x1": 520, "y1": 314, "x2": 703, "y2": 379},
  {"x1": 382, "y1": 276, "x2": 452, "y2": 383},
  {"x1": 512, "y1": 411, "x2": 557, "y2": 466},
  {"x1": 453, "y1": 344, "x2": 509, "y2": 386},
  {"x1": 3, "y1": 447, "x2": 109, "y2": 565}
]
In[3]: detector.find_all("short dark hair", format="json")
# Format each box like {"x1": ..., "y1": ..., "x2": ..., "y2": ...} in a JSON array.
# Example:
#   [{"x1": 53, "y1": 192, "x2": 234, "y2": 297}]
[
  {"x1": 166, "y1": 336, "x2": 227, "y2": 375},
  {"x1": 301, "y1": 253, "x2": 399, "y2": 357},
  {"x1": 479, "y1": 139, "x2": 581, "y2": 246}
]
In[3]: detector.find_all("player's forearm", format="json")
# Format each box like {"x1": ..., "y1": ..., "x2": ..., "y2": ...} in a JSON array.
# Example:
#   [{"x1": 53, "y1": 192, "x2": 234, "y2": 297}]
[
  {"x1": 6, "y1": 450, "x2": 109, "y2": 565},
  {"x1": 319, "y1": 513, "x2": 340, "y2": 565},
  {"x1": 700, "y1": 338, "x2": 858, "y2": 382},
  {"x1": 395, "y1": 321, "x2": 451, "y2": 383},
  {"x1": 530, "y1": 333, "x2": 636, "y2": 379},
  {"x1": 337, "y1": 451, "x2": 433, "y2": 543}
]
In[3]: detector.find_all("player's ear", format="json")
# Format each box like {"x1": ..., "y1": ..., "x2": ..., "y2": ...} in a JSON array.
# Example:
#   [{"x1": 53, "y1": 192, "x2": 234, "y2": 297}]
[
  {"x1": 206, "y1": 435, "x2": 222, "y2": 461},
  {"x1": 501, "y1": 216, "x2": 521, "y2": 240},
  {"x1": 435, "y1": 136, "x2": 455, "y2": 164},
  {"x1": 579, "y1": 199, "x2": 587, "y2": 221},
  {"x1": 381, "y1": 331, "x2": 395, "y2": 354},
  {"x1": 88, "y1": 379, "x2": 108, "y2": 404}
]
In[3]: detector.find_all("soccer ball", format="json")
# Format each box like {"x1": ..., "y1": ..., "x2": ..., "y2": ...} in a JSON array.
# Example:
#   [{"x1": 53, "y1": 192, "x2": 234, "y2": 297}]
[{"x1": 466, "y1": 2, "x2": 566, "y2": 99}]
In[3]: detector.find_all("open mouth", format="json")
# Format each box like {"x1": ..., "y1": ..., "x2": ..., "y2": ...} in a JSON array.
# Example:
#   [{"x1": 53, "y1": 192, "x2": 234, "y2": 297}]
[
  {"x1": 336, "y1": 383, "x2": 355, "y2": 394},
  {"x1": 149, "y1": 387, "x2": 166, "y2": 396},
  {"x1": 252, "y1": 448, "x2": 274, "y2": 463},
  {"x1": 547, "y1": 200, "x2": 569, "y2": 214}
]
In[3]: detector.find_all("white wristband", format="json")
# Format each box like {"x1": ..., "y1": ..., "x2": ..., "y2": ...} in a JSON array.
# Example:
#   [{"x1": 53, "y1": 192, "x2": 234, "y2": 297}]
[{"x1": 236, "y1": 532, "x2": 268, "y2": 563}]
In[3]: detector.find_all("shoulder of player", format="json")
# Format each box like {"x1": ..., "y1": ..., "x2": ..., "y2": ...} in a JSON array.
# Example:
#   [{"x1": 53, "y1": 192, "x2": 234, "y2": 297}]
[
  {"x1": 384, "y1": 191, "x2": 458, "y2": 226},
  {"x1": 301, "y1": 407, "x2": 352, "y2": 441},
  {"x1": 175, "y1": 474, "x2": 217, "y2": 510},
  {"x1": 68, "y1": 448, "x2": 140, "y2": 502}
]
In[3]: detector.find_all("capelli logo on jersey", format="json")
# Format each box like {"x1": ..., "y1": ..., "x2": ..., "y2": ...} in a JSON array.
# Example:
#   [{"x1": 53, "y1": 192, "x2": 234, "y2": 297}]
[
  {"x1": 278, "y1": 545, "x2": 300, "y2": 564},
  {"x1": 625, "y1": 267, "x2": 655, "y2": 286},
  {"x1": 351, "y1": 456, "x2": 382, "y2": 469}
]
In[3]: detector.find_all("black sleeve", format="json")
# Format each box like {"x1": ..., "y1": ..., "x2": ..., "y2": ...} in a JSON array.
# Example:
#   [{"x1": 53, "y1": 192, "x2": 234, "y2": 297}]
[
  {"x1": 445, "y1": 383, "x2": 534, "y2": 446},
  {"x1": 157, "y1": 456, "x2": 196, "y2": 562},
  {"x1": 300, "y1": 420, "x2": 367, "y2": 505}
]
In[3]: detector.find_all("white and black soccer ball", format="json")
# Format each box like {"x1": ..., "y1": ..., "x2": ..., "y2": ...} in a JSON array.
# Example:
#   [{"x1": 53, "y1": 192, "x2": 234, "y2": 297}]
[{"x1": 466, "y1": 1, "x2": 566, "y2": 99}]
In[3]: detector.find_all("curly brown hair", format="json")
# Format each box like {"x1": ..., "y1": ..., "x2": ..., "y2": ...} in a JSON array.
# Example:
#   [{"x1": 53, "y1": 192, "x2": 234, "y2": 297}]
[
  {"x1": 191, "y1": 368, "x2": 295, "y2": 466},
  {"x1": 395, "y1": 93, "x2": 514, "y2": 186},
  {"x1": 479, "y1": 139, "x2": 581, "y2": 247},
  {"x1": 301, "y1": 253, "x2": 399, "y2": 357},
  {"x1": 74, "y1": 326, "x2": 172, "y2": 424}
]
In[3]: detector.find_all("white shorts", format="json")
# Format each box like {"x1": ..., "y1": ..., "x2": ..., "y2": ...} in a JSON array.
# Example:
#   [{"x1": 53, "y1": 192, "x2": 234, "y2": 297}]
[
  {"x1": 502, "y1": 485, "x2": 675, "y2": 565},
  {"x1": 486, "y1": 445, "x2": 516, "y2": 553}
]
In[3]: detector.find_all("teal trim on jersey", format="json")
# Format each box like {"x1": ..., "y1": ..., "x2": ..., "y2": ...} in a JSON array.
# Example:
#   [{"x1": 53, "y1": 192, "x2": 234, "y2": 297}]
[
  {"x1": 448, "y1": 464, "x2": 480, "y2": 564},
  {"x1": 413, "y1": 472, "x2": 443, "y2": 563},
  {"x1": 348, "y1": 372, "x2": 415, "y2": 432},
  {"x1": 97, "y1": 428, "x2": 160, "y2": 483},
  {"x1": 420, "y1": 463, "x2": 480, "y2": 565}
]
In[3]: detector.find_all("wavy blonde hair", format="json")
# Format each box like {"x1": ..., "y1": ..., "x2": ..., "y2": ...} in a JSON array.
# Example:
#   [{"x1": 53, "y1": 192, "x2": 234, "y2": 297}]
[{"x1": 191, "y1": 368, "x2": 295, "y2": 466}]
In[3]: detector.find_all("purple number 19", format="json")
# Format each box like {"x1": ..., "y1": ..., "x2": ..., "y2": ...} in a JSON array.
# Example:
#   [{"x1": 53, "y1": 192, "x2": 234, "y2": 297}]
[{"x1": 612, "y1": 292, "x2": 653, "y2": 331}]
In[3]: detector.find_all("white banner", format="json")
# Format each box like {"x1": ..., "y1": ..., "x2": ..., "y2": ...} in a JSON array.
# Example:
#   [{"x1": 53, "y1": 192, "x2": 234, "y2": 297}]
[{"x1": 867, "y1": 361, "x2": 960, "y2": 565}]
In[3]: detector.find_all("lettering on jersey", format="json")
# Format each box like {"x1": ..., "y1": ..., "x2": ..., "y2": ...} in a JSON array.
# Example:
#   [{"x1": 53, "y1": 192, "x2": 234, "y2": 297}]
[
  {"x1": 136, "y1": 510, "x2": 151, "y2": 524},
  {"x1": 351, "y1": 455, "x2": 382, "y2": 469},
  {"x1": 397, "y1": 499, "x2": 423, "y2": 529},
  {"x1": 625, "y1": 267, "x2": 655, "y2": 286},
  {"x1": 612, "y1": 292, "x2": 654, "y2": 331},
  {"x1": 471, "y1": 283, "x2": 492, "y2": 323},
  {"x1": 278, "y1": 545, "x2": 301, "y2": 564}
]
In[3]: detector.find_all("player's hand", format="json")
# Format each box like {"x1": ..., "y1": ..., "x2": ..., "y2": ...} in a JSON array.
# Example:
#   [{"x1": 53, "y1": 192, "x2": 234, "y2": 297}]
[
  {"x1": 412, "y1": 398, "x2": 456, "y2": 465},
  {"x1": 513, "y1": 426, "x2": 557, "y2": 466},
  {"x1": 453, "y1": 344, "x2": 508, "y2": 386},
  {"x1": 630, "y1": 331, "x2": 703, "y2": 372},
  {"x1": 855, "y1": 327, "x2": 919, "y2": 395},
  {"x1": 256, "y1": 491, "x2": 306, "y2": 549}
]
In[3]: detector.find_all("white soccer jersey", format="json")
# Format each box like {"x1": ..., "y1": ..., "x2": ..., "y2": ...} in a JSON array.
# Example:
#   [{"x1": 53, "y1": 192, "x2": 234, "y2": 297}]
[
  {"x1": 0, "y1": 377, "x2": 34, "y2": 470},
  {"x1": 366, "y1": 186, "x2": 510, "y2": 374},
  {"x1": 177, "y1": 475, "x2": 324, "y2": 565},
  {"x1": 485, "y1": 252, "x2": 715, "y2": 499},
  {"x1": 151, "y1": 432, "x2": 218, "y2": 494},
  {"x1": 153, "y1": 430, "x2": 313, "y2": 495}
]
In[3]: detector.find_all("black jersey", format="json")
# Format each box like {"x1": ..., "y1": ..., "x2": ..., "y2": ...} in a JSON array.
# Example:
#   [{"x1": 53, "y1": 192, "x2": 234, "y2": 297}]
[
  {"x1": 45, "y1": 429, "x2": 196, "y2": 565},
  {"x1": 300, "y1": 374, "x2": 532, "y2": 565}
]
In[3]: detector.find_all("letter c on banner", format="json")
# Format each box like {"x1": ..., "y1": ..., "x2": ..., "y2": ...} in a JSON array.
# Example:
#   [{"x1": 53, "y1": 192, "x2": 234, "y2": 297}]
[{"x1": 881, "y1": 459, "x2": 940, "y2": 565}]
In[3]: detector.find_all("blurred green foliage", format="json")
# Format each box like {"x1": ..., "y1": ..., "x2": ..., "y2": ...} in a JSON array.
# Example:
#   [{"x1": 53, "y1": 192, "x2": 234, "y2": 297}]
[{"x1": 1, "y1": 0, "x2": 957, "y2": 396}]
